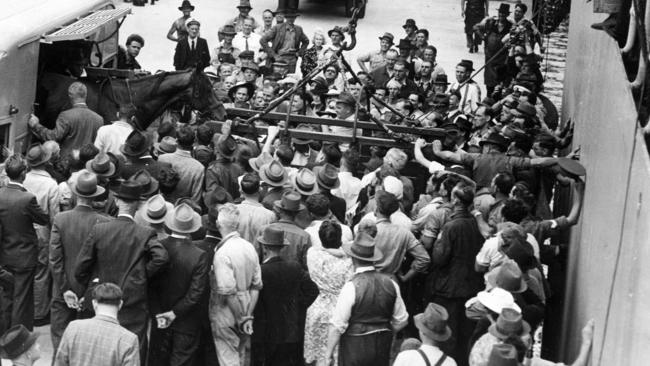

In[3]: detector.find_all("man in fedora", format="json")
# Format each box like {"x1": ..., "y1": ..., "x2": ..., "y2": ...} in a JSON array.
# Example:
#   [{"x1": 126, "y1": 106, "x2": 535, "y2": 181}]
[
  {"x1": 237, "y1": 173, "x2": 276, "y2": 246},
  {"x1": 252, "y1": 226, "x2": 318, "y2": 366},
  {"x1": 210, "y1": 203, "x2": 262, "y2": 366},
  {"x1": 148, "y1": 203, "x2": 209, "y2": 366},
  {"x1": 158, "y1": 126, "x2": 205, "y2": 203},
  {"x1": 0, "y1": 324, "x2": 41, "y2": 365},
  {"x1": 469, "y1": 307, "x2": 530, "y2": 366},
  {"x1": 313, "y1": 163, "x2": 346, "y2": 224},
  {"x1": 212, "y1": 24, "x2": 240, "y2": 67},
  {"x1": 0, "y1": 155, "x2": 49, "y2": 332},
  {"x1": 393, "y1": 303, "x2": 456, "y2": 366},
  {"x1": 120, "y1": 130, "x2": 172, "y2": 181},
  {"x1": 206, "y1": 133, "x2": 243, "y2": 200},
  {"x1": 49, "y1": 171, "x2": 110, "y2": 353},
  {"x1": 402, "y1": 18, "x2": 419, "y2": 45},
  {"x1": 74, "y1": 180, "x2": 169, "y2": 358},
  {"x1": 23, "y1": 144, "x2": 60, "y2": 325},
  {"x1": 357, "y1": 32, "x2": 394, "y2": 74},
  {"x1": 260, "y1": 161, "x2": 290, "y2": 210},
  {"x1": 265, "y1": 191, "x2": 312, "y2": 269},
  {"x1": 449, "y1": 59, "x2": 481, "y2": 114},
  {"x1": 167, "y1": 1, "x2": 194, "y2": 42},
  {"x1": 259, "y1": 7, "x2": 309, "y2": 74},
  {"x1": 228, "y1": 0, "x2": 260, "y2": 35},
  {"x1": 326, "y1": 232, "x2": 408, "y2": 366},
  {"x1": 136, "y1": 194, "x2": 173, "y2": 240},
  {"x1": 173, "y1": 18, "x2": 211, "y2": 71},
  {"x1": 322, "y1": 92, "x2": 362, "y2": 152},
  {"x1": 473, "y1": 3, "x2": 514, "y2": 96}
]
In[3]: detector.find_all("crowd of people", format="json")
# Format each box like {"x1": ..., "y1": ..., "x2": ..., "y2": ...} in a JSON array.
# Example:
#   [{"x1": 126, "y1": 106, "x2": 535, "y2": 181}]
[{"x1": 0, "y1": 0, "x2": 598, "y2": 365}]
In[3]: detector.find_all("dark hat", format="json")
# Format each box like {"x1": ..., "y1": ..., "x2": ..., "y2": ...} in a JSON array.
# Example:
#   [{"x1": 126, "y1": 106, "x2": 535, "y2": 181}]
[
  {"x1": 165, "y1": 203, "x2": 202, "y2": 233},
  {"x1": 105, "y1": 152, "x2": 124, "y2": 179},
  {"x1": 478, "y1": 97, "x2": 496, "y2": 107},
  {"x1": 557, "y1": 157, "x2": 586, "y2": 178},
  {"x1": 72, "y1": 171, "x2": 106, "y2": 198},
  {"x1": 515, "y1": 101, "x2": 537, "y2": 117},
  {"x1": 314, "y1": 163, "x2": 340, "y2": 190},
  {"x1": 272, "y1": 59, "x2": 289, "y2": 67},
  {"x1": 501, "y1": 125, "x2": 527, "y2": 141},
  {"x1": 402, "y1": 18, "x2": 418, "y2": 29},
  {"x1": 487, "y1": 260, "x2": 528, "y2": 293},
  {"x1": 487, "y1": 344, "x2": 519, "y2": 366},
  {"x1": 203, "y1": 186, "x2": 233, "y2": 208},
  {"x1": 292, "y1": 168, "x2": 319, "y2": 195},
  {"x1": 429, "y1": 93, "x2": 450, "y2": 107},
  {"x1": 240, "y1": 61, "x2": 260, "y2": 74},
  {"x1": 378, "y1": 32, "x2": 395, "y2": 44},
  {"x1": 178, "y1": 0, "x2": 195, "y2": 11},
  {"x1": 343, "y1": 232, "x2": 383, "y2": 261},
  {"x1": 228, "y1": 82, "x2": 256, "y2": 102},
  {"x1": 458, "y1": 59, "x2": 474, "y2": 71},
  {"x1": 219, "y1": 24, "x2": 237, "y2": 36},
  {"x1": 274, "y1": 190, "x2": 306, "y2": 212},
  {"x1": 316, "y1": 108, "x2": 337, "y2": 118},
  {"x1": 129, "y1": 169, "x2": 159, "y2": 198},
  {"x1": 433, "y1": 74, "x2": 450, "y2": 85},
  {"x1": 498, "y1": 3, "x2": 511, "y2": 14},
  {"x1": 440, "y1": 122, "x2": 461, "y2": 136},
  {"x1": 292, "y1": 124, "x2": 314, "y2": 145},
  {"x1": 141, "y1": 194, "x2": 173, "y2": 224},
  {"x1": 248, "y1": 151, "x2": 274, "y2": 172},
  {"x1": 479, "y1": 132, "x2": 509, "y2": 150},
  {"x1": 257, "y1": 226, "x2": 290, "y2": 247},
  {"x1": 239, "y1": 50, "x2": 255, "y2": 59},
  {"x1": 154, "y1": 136, "x2": 178, "y2": 155},
  {"x1": 455, "y1": 115, "x2": 472, "y2": 132},
  {"x1": 215, "y1": 135, "x2": 238, "y2": 158},
  {"x1": 308, "y1": 76, "x2": 329, "y2": 96},
  {"x1": 398, "y1": 39, "x2": 416, "y2": 50},
  {"x1": 335, "y1": 92, "x2": 356, "y2": 108},
  {"x1": 86, "y1": 151, "x2": 116, "y2": 177},
  {"x1": 237, "y1": 0, "x2": 252, "y2": 9},
  {"x1": 414, "y1": 303, "x2": 453, "y2": 341},
  {"x1": 25, "y1": 144, "x2": 51, "y2": 167},
  {"x1": 0, "y1": 324, "x2": 38, "y2": 359},
  {"x1": 328, "y1": 26, "x2": 346, "y2": 40},
  {"x1": 114, "y1": 180, "x2": 143, "y2": 201},
  {"x1": 282, "y1": 8, "x2": 300, "y2": 17},
  {"x1": 120, "y1": 130, "x2": 151, "y2": 157},
  {"x1": 259, "y1": 160, "x2": 288, "y2": 187},
  {"x1": 488, "y1": 307, "x2": 531, "y2": 340}
]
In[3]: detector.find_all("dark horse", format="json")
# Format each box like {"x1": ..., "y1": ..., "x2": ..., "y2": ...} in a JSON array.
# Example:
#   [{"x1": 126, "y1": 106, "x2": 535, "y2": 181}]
[{"x1": 37, "y1": 68, "x2": 225, "y2": 130}]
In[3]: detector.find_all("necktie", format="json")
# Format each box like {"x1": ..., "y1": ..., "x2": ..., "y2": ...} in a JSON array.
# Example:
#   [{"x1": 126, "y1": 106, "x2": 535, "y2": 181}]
[
  {"x1": 245, "y1": 37, "x2": 249, "y2": 51},
  {"x1": 191, "y1": 39, "x2": 195, "y2": 51}
]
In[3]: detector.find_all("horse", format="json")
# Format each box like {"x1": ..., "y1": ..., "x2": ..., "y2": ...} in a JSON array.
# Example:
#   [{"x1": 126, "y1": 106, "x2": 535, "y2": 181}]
[{"x1": 37, "y1": 68, "x2": 225, "y2": 130}]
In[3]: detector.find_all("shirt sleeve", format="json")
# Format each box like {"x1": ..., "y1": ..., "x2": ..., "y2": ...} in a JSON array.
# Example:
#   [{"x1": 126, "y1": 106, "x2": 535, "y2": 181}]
[
  {"x1": 390, "y1": 279, "x2": 409, "y2": 329},
  {"x1": 330, "y1": 281, "x2": 355, "y2": 333},
  {"x1": 476, "y1": 237, "x2": 497, "y2": 266},
  {"x1": 406, "y1": 235, "x2": 431, "y2": 273},
  {"x1": 213, "y1": 253, "x2": 237, "y2": 296},
  {"x1": 428, "y1": 160, "x2": 446, "y2": 174},
  {"x1": 459, "y1": 152, "x2": 479, "y2": 166},
  {"x1": 507, "y1": 156, "x2": 532, "y2": 169}
]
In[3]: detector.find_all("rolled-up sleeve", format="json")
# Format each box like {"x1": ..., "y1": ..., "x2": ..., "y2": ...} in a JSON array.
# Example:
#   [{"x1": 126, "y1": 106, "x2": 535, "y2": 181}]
[
  {"x1": 390, "y1": 280, "x2": 409, "y2": 329},
  {"x1": 329, "y1": 281, "x2": 355, "y2": 333},
  {"x1": 407, "y1": 237, "x2": 431, "y2": 273}
]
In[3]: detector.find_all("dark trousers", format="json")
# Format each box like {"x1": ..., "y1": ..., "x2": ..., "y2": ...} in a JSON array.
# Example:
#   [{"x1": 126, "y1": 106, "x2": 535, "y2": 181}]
[
  {"x1": 50, "y1": 297, "x2": 77, "y2": 353},
  {"x1": 195, "y1": 323, "x2": 218, "y2": 366},
  {"x1": 149, "y1": 327, "x2": 200, "y2": 366},
  {"x1": 0, "y1": 267, "x2": 35, "y2": 331},
  {"x1": 252, "y1": 342, "x2": 301, "y2": 366},
  {"x1": 339, "y1": 331, "x2": 393, "y2": 366},
  {"x1": 431, "y1": 296, "x2": 475, "y2": 366}
]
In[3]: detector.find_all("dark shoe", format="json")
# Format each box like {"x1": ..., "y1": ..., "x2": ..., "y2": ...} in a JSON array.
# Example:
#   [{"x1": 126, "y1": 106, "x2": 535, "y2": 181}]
[{"x1": 469, "y1": 47, "x2": 474, "y2": 54}]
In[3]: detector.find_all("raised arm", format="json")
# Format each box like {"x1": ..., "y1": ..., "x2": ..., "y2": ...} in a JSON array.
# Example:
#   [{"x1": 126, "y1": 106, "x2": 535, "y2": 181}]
[
  {"x1": 566, "y1": 178, "x2": 585, "y2": 225},
  {"x1": 431, "y1": 139, "x2": 466, "y2": 165}
]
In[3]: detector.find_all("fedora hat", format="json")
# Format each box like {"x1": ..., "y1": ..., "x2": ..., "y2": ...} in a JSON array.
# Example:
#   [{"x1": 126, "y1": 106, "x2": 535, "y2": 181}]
[
  {"x1": 486, "y1": 260, "x2": 528, "y2": 293},
  {"x1": 487, "y1": 344, "x2": 519, "y2": 366},
  {"x1": 165, "y1": 203, "x2": 202, "y2": 234},
  {"x1": 86, "y1": 152, "x2": 116, "y2": 177},
  {"x1": 219, "y1": 24, "x2": 237, "y2": 36},
  {"x1": 141, "y1": 194, "x2": 173, "y2": 224},
  {"x1": 228, "y1": 82, "x2": 256, "y2": 102},
  {"x1": 316, "y1": 108, "x2": 337, "y2": 118},
  {"x1": 240, "y1": 61, "x2": 260, "y2": 74},
  {"x1": 215, "y1": 135, "x2": 238, "y2": 158},
  {"x1": 248, "y1": 151, "x2": 274, "y2": 172},
  {"x1": 259, "y1": 161, "x2": 288, "y2": 187},
  {"x1": 239, "y1": 50, "x2": 255, "y2": 59},
  {"x1": 498, "y1": 3, "x2": 511, "y2": 14},
  {"x1": 398, "y1": 39, "x2": 416, "y2": 50},
  {"x1": 120, "y1": 130, "x2": 151, "y2": 157},
  {"x1": 114, "y1": 180, "x2": 143, "y2": 201},
  {"x1": 72, "y1": 171, "x2": 106, "y2": 198},
  {"x1": 292, "y1": 168, "x2": 319, "y2": 195},
  {"x1": 257, "y1": 226, "x2": 289, "y2": 247},
  {"x1": 178, "y1": 0, "x2": 194, "y2": 11},
  {"x1": 237, "y1": 0, "x2": 252, "y2": 9},
  {"x1": 478, "y1": 96, "x2": 496, "y2": 107},
  {"x1": 154, "y1": 136, "x2": 178, "y2": 155},
  {"x1": 343, "y1": 232, "x2": 383, "y2": 262},
  {"x1": 402, "y1": 18, "x2": 418, "y2": 29},
  {"x1": 274, "y1": 190, "x2": 305, "y2": 212},
  {"x1": 378, "y1": 32, "x2": 395, "y2": 44},
  {"x1": 292, "y1": 124, "x2": 314, "y2": 145},
  {"x1": 515, "y1": 101, "x2": 537, "y2": 117},
  {"x1": 458, "y1": 59, "x2": 475, "y2": 71},
  {"x1": 129, "y1": 169, "x2": 159, "y2": 198},
  {"x1": 25, "y1": 144, "x2": 51, "y2": 167},
  {"x1": 488, "y1": 308, "x2": 531, "y2": 340},
  {"x1": 479, "y1": 132, "x2": 509, "y2": 150},
  {"x1": 203, "y1": 186, "x2": 233, "y2": 208},
  {"x1": 433, "y1": 74, "x2": 450, "y2": 85},
  {"x1": 414, "y1": 303, "x2": 452, "y2": 342},
  {"x1": 430, "y1": 93, "x2": 450, "y2": 107},
  {"x1": 455, "y1": 115, "x2": 472, "y2": 132},
  {"x1": 335, "y1": 92, "x2": 356, "y2": 108},
  {"x1": 0, "y1": 324, "x2": 38, "y2": 359},
  {"x1": 314, "y1": 163, "x2": 340, "y2": 190},
  {"x1": 328, "y1": 26, "x2": 346, "y2": 40},
  {"x1": 282, "y1": 8, "x2": 300, "y2": 18},
  {"x1": 105, "y1": 152, "x2": 124, "y2": 179},
  {"x1": 476, "y1": 287, "x2": 521, "y2": 314}
]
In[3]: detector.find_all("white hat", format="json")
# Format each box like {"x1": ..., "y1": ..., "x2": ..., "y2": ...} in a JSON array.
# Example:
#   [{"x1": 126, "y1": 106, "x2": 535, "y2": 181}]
[
  {"x1": 383, "y1": 176, "x2": 404, "y2": 200},
  {"x1": 476, "y1": 287, "x2": 521, "y2": 314}
]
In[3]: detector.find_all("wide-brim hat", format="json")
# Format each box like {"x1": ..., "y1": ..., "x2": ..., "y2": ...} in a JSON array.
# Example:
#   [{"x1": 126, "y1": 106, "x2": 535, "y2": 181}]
[
  {"x1": 25, "y1": 144, "x2": 52, "y2": 167},
  {"x1": 0, "y1": 324, "x2": 39, "y2": 359},
  {"x1": 433, "y1": 74, "x2": 450, "y2": 85},
  {"x1": 486, "y1": 260, "x2": 528, "y2": 293},
  {"x1": 342, "y1": 232, "x2": 383, "y2": 262},
  {"x1": 335, "y1": 92, "x2": 356, "y2": 108},
  {"x1": 498, "y1": 3, "x2": 511, "y2": 14},
  {"x1": 178, "y1": 0, "x2": 195, "y2": 11},
  {"x1": 402, "y1": 18, "x2": 418, "y2": 29},
  {"x1": 314, "y1": 163, "x2": 340, "y2": 190},
  {"x1": 458, "y1": 59, "x2": 475, "y2": 71},
  {"x1": 292, "y1": 168, "x2": 319, "y2": 195},
  {"x1": 86, "y1": 152, "x2": 117, "y2": 177},
  {"x1": 165, "y1": 203, "x2": 202, "y2": 234},
  {"x1": 273, "y1": 190, "x2": 306, "y2": 212},
  {"x1": 282, "y1": 8, "x2": 300, "y2": 17},
  {"x1": 316, "y1": 109, "x2": 337, "y2": 118},
  {"x1": 240, "y1": 61, "x2": 260, "y2": 74},
  {"x1": 479, "y1": 132, "x2": 509, "y2": 150},
  {"x1": 476, "y1": 288, "x2": 521, "y2": 314},
  {"x1": 237, "y1": 0, "x2": 252, "y2": 9},
  {"x1": 219, "y1": 24, "x2": 237, "y2": 36},
  {"x1": 328, "y1": 26, "x2": 346, "y2": 40},
  {"x1": 114, "y1": 180, "x2": 143, "y2": 201},
  {"x1": 120, "y1": 130, "x2": 151, "y2": 157},
  {"x1": 228, "y1": 82, "x2": 256, "y2": 102},
  {"x1": 154, "y1": 136, "x2": 178, "y2": 155},
  {"x1": 128, "y1": 169, "x2": 159, "y2": 198},
  {"x1": 257, "y1": 226, "x2": 289, "y2": 247},
  {"x1": 488, "y1": 308, "x2": 531, "y2": 340},
  {"x1": 248, "y1": 151, "x2": 274, "y2": 172},
  {"x1": 71, "y1": 171, "x2": 106, "y2": 198},
  {"x1": 215, "y1": 135, "x2": 238, "y2": 158},
  {"x1": 378, "y1": 32, "x2": 395, "y2": 44},
  {"x1": 398, "y1": 39, "x2": 416, "y2": 50},
  {"x1": 141, "y1": 195, "x2": 174, "y2": 224},
  {"x1": 414, "y1": 303, "x2": 452, "y2": 342},
  {"x1": 259, "y1": 161, "x2": 288, "y2": 187}
]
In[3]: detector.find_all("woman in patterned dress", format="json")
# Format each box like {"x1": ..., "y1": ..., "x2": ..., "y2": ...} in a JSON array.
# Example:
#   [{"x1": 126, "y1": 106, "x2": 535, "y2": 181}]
[
  {"x1": 304, "y1": 220, "x2": 353, "y2": 366},
  {"x1": 301, "y1": 30, "x2": 328, "y2": 77}
]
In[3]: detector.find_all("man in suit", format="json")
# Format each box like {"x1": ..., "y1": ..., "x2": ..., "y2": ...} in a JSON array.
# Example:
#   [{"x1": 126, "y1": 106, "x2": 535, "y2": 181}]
[
  {"x1": 259, "y1": 8, "x2": 309, "y2": 74},
  {"x1": 149, "y1": 203, "x2": 208, "y2": 366},
  {"x1": 74, "y1": 180, "x2": 169, "y2": 360},
  {"x1": 174, "y1": 18, "x2": 211, "y2": 71},
  {"x1": 252, "y1": 226, "x2": 318, "y2": 366},
  {"x1": 28, "y1": 82, "x2": 104, "y2": 157},
  {"x1": 0, "y1": 155, "x2": 49, "y2": 332},
  {"x1": 49, "y1": 171, "x2": 110, "y2": 353},
  {"x1": 369, "y1": 49, "x2": 398, "y2": 87},
  {"x1": 120, "y1": 130, "x2": 173, "y2": 180}
]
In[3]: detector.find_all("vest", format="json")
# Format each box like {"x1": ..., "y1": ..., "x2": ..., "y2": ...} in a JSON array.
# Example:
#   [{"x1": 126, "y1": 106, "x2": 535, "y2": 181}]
[{"x1": 346, "y1": 271, "x2": 397, "y2": 335}]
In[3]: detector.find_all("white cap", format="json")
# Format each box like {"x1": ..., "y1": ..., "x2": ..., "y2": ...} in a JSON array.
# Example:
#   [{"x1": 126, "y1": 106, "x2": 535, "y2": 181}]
[
  {"x1": 383, "y1": 176, "x2": 404, "y2": 200},
  {"x1": 476, "y1": 287, "x2": 521, "y2": 314}
]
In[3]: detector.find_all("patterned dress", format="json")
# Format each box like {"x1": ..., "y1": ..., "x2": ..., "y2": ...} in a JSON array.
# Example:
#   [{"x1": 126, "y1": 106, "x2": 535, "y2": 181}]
[{"x1": 304, "y1": 247, "x2": 353, "y2": 365}]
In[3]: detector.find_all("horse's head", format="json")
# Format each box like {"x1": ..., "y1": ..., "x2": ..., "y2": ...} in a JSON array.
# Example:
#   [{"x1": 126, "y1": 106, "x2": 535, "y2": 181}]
[{"x1": 189, "y1": 68, "x2": 226, "y2": 121}]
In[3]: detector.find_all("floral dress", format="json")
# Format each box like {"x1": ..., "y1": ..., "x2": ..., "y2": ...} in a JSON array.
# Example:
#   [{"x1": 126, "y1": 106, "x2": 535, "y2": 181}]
[{"x1": 304, "y1": 247, "x2": 353, "y2": 365}]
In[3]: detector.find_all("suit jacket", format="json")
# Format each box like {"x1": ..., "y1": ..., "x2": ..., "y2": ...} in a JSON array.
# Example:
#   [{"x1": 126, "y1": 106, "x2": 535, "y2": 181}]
[
  {"x1": 259, "y1": 23, "x2": 309, "y2": 58},
  {"x1": 74, "y1": 216, "x2": 169, "y2": 329},
  {"x1": 150, "y1": 237, "x2": 208, "y2": 334},
  {"x1": 33, "y1": 105, "x2": 103, "y2": 157},
  {"x1": 49, "y1": 205, "x2": 111, "y2": 298},
  {"x1": 192, "y1": 234, "x2": 220, "y2": 330},
  {"x1": 174, "y1": 37, "x2": 211, "y2": 71},
  {"x1": 0, "y1": 183, "x2": 49, "y2": 269},
  {"x1": 253, "y1": 257, "x2": 318, "y2": 344},
  {"x1": 120, "y1": 157, "x2": 173, "y2": 181}
]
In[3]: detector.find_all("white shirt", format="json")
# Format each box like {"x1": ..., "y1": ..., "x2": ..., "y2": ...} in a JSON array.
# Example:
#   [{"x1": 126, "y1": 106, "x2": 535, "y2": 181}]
[
  {"x1": 232, "y1": 31, "x2": 262, "y2": 60},
  {"x1": 305, "y1": 219, "x2": 354, "y2": 249},
  {"x1": 475, "y1": 233, "x2": 540, "y2": 270},
  {"x1": 356, "y1": 211, "x2": 412, "y2": 233},
  {"x1": 94, "y1": 120, "x2": 133, "y2": 156},
  {"x1": 449, "y1": 80, "x2": 482, "y2": 114},
  {"x1": 187, "y1": 36, "x2": 198, "y2": 49},
  {"x1": 330, "y1": 266, "x2": 408, "y2": 333},
  {"x1": 331, "y1": 171, "x2": 363, "y2": 215},
  {"x1": 394, "y1": 344, "x2": 457, "y2": 366}
]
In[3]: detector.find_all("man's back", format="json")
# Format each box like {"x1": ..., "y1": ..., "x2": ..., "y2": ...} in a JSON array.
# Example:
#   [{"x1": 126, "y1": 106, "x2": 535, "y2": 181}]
[
  {"x1": 56, "y1": 106, "x2": 103, "y2": 155},
  {"x1": 55, "y1": 315, "x2": 140, "y2": 366},
  {"x1": 94, "y1": 121, "x2": 133, "y2": 156},
  {"x1": 237, "y1": 200, "x2": 276, "y2": 244},
  {"x1": 158, "y1": 150, "x2": 204, "y2": 203},
  {"x1": 266, "y1": 220, "x2": 311, "y2": 268}
]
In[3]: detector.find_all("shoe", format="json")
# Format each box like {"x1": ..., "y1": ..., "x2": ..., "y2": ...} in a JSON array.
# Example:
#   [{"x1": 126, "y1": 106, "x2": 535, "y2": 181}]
[{"x1": 469, "y1": 47, "x2": 474, "y2": 54}]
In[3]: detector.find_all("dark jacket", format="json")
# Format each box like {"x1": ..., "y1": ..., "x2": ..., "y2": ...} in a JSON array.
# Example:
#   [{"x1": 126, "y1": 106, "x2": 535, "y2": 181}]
[
  {"x1": 192, "y1": 234, "x2": 220, "y2": 330},
  {"x1": 253, "y1": 257, "x2": 318, "y2": 344},
  {"x1": 150, "y1": 236, "x2": 208, "y2": 334},
  {"x1": 120, "y1": 157, "x2": 173, "y2": 181},
  {"x1": 49, "y1": 205, "x2": 111, "y2": 298},
  {"x1": 0, "y1": 183, "x2": 49, "y2": 269},
  {"x1": 259, "y1": 23, "x2": 309, "y2": 58},
  {"x1": 74, "y1": 216, "x2": 169, "y2": 333},
  {"x1": 32, "y1": 104, "x2": 103, "y2": 157},
  {"x1": 174, "y1": 37, "x2": 211, "y2": 71}
]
